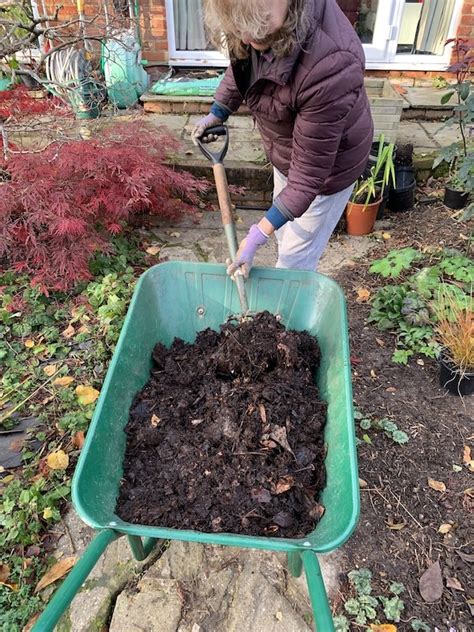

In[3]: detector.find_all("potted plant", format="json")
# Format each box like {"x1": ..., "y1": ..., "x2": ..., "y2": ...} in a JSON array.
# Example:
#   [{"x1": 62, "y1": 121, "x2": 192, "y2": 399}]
[
  {"x1": 388, "y1": 143, "x2": 416, "y2": 213},
  {"x1": 346, "y1": 135, "x2": 395, "y2": 236},
  {"x1": 434, "y1": 287, "x2": 473, "y2": 397},
  {"x1": 434, "y1": 39, "x2": 473, "y2": 215}
]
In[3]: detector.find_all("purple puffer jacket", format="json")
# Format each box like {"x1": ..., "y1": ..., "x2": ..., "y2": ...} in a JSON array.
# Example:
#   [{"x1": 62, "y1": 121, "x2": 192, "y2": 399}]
[{"x1": 214, "y1": 0, "x2": 373, "y2": 219}]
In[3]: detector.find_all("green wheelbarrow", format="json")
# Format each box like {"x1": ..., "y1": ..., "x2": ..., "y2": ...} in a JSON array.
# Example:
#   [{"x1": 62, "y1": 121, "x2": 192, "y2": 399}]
[{"x1": 33, "y1": 263, "x2": 359, "y2": 631}]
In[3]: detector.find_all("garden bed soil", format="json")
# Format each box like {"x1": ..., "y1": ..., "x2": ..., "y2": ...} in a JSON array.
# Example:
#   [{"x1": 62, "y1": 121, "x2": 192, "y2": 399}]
[
  {"x1": 116, "y1": 312, "x2": 327, "y2": 539},
  {"x1": 334, "y1": 200, "x2": 473, "y2": 629}
]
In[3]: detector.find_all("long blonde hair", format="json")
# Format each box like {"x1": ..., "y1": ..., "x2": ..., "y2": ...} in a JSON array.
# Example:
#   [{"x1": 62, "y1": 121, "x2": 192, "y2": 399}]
[{"x1": 203, "y1": 0, "x2": 313, "y2": 60}]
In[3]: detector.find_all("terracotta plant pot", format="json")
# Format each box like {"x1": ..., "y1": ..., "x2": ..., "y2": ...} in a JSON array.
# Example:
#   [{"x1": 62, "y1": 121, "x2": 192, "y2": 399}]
[{"x1": 345, "y1": 198, "x2": 382, "y2": 236}]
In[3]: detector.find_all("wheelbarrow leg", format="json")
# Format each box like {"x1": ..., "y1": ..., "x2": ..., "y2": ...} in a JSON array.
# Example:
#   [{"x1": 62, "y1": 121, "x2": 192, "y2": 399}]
[
  {"x1": 127, "y1": 534, "x2": 163, "y2": 561},
  {"x1": 287, "y1": 551, "x2": 303, "y2": 577},
  {"x1": 32, "y1": 529, "x2": 119, "y2": 632},
  {"x1": 301, "y1": 550, "x2": 335, "y2": 632}
]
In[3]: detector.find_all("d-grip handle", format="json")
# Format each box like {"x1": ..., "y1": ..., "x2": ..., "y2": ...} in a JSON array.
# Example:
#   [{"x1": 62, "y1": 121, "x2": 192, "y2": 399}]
[{"x1": 196, "y1": 124, "x2": 229, "y2": 164}]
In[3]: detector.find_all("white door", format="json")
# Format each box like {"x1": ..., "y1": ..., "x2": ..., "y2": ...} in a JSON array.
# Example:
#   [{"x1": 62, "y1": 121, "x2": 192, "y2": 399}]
[{"x1": 356, "y1": 0, "x2": 399, "y2": 63}]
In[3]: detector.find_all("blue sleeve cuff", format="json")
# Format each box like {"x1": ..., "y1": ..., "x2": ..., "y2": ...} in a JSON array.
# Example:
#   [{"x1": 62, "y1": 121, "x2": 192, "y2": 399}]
[
  {"x1": 265, "y1": 205, "x2": 289, "y2": 230},
  {"x1": 210, "y1": 102, "x2": 230, "y2": 122}
]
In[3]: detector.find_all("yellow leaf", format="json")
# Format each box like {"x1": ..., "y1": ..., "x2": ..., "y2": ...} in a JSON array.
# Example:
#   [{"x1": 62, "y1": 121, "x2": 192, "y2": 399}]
[
  {"x1": 24, "y1": 339, "x2": 35, "y2": 349},
  {"x1": 46, "y1": 450, "x2": 69, "y2": 470},
  {"x1": 0, "y1": 580, "x2": 18, "y2": 591},
  {"x1": 467, "y1": 461, "x2": 474, "y2": 473},
  {"x1": 53, "y1": 376, "x2": 74, "y2": 387},
  {"x1": 75, "y1": 385, "x2": 99, "y2": 406},
  {"x1": 382, "y1": 232, "x2": 392, "y2": 240},
  {"x1": 463, "y1": 445, "x2": 472, "y2": 464},
  {"x1": 42, "y1": 507, "x2": 53, "y2": 520},
  {"x1": 34, "y1": 557, "x2": 76, "y2": 593},
  {"x1": 146, "y1": 246, "x2": 160, "y2": 256},
  {"x1": 428, "y1": 478, "x2": 446, "y2": 493},
  {"x1": 62, "y1": 324, "x2": 75, "y2": 339},
  {"x1": 356, "y1": 288, "x2": 371, "y2": 303},
  {"x1": 370, "y1": 625, "x2": 397, "y2": 632},
  {"x1": 438, "y1": 523, "x2": 452, "y2": 534},
  {"x1": 43, "y1": 365, "x2": 57, "y2": 377}
]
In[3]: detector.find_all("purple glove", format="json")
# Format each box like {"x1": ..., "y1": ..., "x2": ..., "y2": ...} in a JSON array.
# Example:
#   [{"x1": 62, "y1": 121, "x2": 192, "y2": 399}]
[{"x1": 227, "y1": 224, "x2": 269, "y2": 278}]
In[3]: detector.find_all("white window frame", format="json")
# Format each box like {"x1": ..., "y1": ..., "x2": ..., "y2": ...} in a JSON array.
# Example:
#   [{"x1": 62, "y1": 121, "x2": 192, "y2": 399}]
[
  {"x1": 164, "y1": 0, "x2": 464, "y2": 70},
  {"x1": 365, "y1": 0, "x2": 464, "y2": 71},
  {"x1": 164, "y1": 0, "x2": 228, "y2": 67}
]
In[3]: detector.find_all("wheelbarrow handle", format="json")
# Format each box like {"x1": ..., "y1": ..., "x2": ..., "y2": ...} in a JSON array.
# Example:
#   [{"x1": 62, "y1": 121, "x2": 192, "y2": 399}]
[{"x1": 196, "y1": 124, "x2": 229, "y2": 165}]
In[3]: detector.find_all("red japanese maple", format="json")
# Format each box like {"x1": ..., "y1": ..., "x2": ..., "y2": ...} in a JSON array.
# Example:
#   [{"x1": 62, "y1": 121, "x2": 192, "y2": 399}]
[{"x1": 0, "y1": 121, "x2": 207, "y2": 291}]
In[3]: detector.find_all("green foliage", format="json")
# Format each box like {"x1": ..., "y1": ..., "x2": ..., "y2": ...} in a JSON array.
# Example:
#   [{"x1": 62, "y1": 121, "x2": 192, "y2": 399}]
[
  {"x1": 368, "y1": 247, "x2": 471, "y2": 363},
  {"x1": 355, "y1": 410, "x2": 409, "y2": 445},
  {"x1": 340, "y1": 568, "x2": 407, "y2": 628},
  {"x1": 411, "y1": 619, "x2": 431, "y2": 631},
  {"x1": 351, "y1": 134, "x2": 396, "y2": 205},
  {"x1": 333, "y1": 615, "x2": 350, "y2": 632},
  {"x1": 369, "y1": 248, "x2": 423, "y2": 278},
  {"x1": 0, "y1": 235, "x2": 144, "y2": 629}
]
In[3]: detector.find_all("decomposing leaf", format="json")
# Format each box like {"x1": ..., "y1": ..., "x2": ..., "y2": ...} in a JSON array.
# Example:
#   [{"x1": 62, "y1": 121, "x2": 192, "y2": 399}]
[
  {"x1": 146, "y1": 246, "x2": 160, "y2": 256},
  {"x1": 0, "y1": 564, "x2": 10, "y2": 583},
  {"x1": 150, "y1": 414, "x2": 161, "y2": 427},
  {"x1": 34, "y1": 557, "x2": 76, "y2": 593},
  {"x1": 76, "y1": 385, "x2": 99, "y2": 406},
  {"x1": 370, "y1": 369, "x2": 377, "y2": 378},
  {"x1": 356, "y1": 288, "x2": 371, "y2": 303},
  {"x1": 375, "y1": 338, "x2": 385, "y2": 347},
  {"x1": 46, "y1": 450, "x2": 69, "y2": 470},
  {"x1": 386, "y1": 517, "x2": 407, "y2": 530},
  {"x1": 438, "y1": 523, "x2": 452, "y2": 534},
  {"x1": 24, "y1": 339, "x2": 35, "y2": 349},
  {"x1": 72, "y1": 431, "x2": 85, "y2": 448},
  {"x1": 251, "y1": 487, "x2": 272, "y2": 503},
  {"x1": 446, "y1": 576, "x2": 464, "y2": 592},
  {"x1": 463, "y1": 445, "x2": 471, "y2": 464},
  {"x1": 467, "y1": 598, "x2": 474, "y2": 616},
  {"x1": 53, "y1": 376, "x2": 74, "y2": 387},
  {"x1": 269, "y1": 425, "x2": 294, "y2": 455},
  {"x1": 274, "y1": 476, "x2": 295, "y2": 494},
  {"x1": 464, "y1": 487, "x2": 474, "y2": 498},
  {"x1": 428, "y1": 478, "x2": 446, "y2": 493},
  {"x1": 456, "y1": 550, "x2": 474, "y2": 564},
  {"x1": 308, "y1": 503, "x2": 325, "y2": 520},
  {"x1": 258, "y1": 403, "x2": 267, "y2": 425},
  {"x1": 22, "y1": 613, "x2": 40, "y2": 632},
  {"x1": 62, "y1": 324, "x2": 75, "y2": 339},
  {"x1": 272, "y1": 511, "x2": 293, "y2": 528},
  {"x1": 370, "y1": 625, "x2": 397, "y2": 632},
  {"x1": 419, "y1": 560, "x2": 443, "y2": 603},
  {"x1": 43, "y1": 364, "x2": 57, "y2": 377},
  {"x1": 359, "y1": 478, "x2": 368, "y2": 488}
]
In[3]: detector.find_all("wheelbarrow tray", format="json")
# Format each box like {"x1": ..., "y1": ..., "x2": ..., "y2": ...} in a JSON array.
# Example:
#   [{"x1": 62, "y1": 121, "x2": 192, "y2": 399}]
[{"x1": 73, "y1": 261, "x2": 359, "y2": 553}]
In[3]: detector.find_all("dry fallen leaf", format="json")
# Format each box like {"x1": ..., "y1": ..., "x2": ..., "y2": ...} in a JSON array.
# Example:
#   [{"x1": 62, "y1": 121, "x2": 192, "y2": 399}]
[
  {"x1": 457, "y1": 550, "x2": 474, "y2": 563},
  {"x1": 375, "y1": 338, "x2": 385, "y2": 347},
  {"x1": 76, "y1": 385, "x2": 99, "y2": 406},
  {"x1": 370, "y1": 625, "x2": 397, "y2": 632},
  {"x1": 24, "y1": 339, "x2": 35, "y2": 349},
  {"x1": 269, "y1": 425, "x2": 294, "y2": 455},
  {"x1": 34, "y1": 557, "x2": 76, "y2": 593},
  {"x1": 463, "y1": 445, "x2": 472, "y2": 464},
  {"x1": 72, "y1": 431, "x2": 85, "y2": 449},
  {"x1": 446, "y1": 576, "x2": 464, "y2": 592},
  {"x1": 46, "y1": 450, "x2": 69, "y2": 470},
  {"x1": 356, "y1": 288, "x2": 371, "y2": 303},
  {"x1": 150, "y1": 414, "x2": 161, "y2": 427},
  {"x1": 419, "y1": 560, "x2": 443, "y2": 603},
  {"x1": 53, "y1": 376, "x2": 74, "y2": 387},
  {"x1": 428, "y1": 478, "x2": 446, "y2": 493},
  {"x1": 438, "y1": 523, "x2": 453, "y2": 534},
  {"x1": 43, "y1": 364, "x2": 57, "y2": 377},
  {"x1": 0, "y1": 564, "x2": 10, "y2": 583},
  {"x1": 274, "y1": 476, "x2": 295, "y2": 494},
  {"x1": 62, "y1": 324, "x2": 75, "y2": 339},
  {"x1": 146, "y1": 246, "x2": 160, "y2": 256},
  {"x1": 258, "y1": 403, "x2": 267, "y2": 425},
  {"x1": 382, "y1": 232, "x2": 392, "y2": 240},
  {"x1": 464, "y1": 487, "x2": 474, "y2": 498},
  {"x1": 22, "y1": 613, "x2": 40, "y2": 632}
]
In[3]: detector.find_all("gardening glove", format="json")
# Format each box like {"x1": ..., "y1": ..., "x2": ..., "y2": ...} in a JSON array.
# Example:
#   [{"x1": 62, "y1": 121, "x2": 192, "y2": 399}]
[
  {"x1": 227, "y1": 224, "x2": 269, "y2": 279},
  {"x1": 191, "y1": 113, "x2": 223, "y2": 145}
]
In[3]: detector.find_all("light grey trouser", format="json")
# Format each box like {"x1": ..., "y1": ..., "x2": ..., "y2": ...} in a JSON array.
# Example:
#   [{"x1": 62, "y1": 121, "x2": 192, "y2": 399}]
[{"x1": 273, "y1": 168, "x2": 355, "y2": 271}]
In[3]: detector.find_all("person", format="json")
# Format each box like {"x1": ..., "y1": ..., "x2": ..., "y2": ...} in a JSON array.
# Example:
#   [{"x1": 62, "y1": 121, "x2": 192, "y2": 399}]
[{"x1": 192, "y1": 0, "x2": 373, "y2": 277}]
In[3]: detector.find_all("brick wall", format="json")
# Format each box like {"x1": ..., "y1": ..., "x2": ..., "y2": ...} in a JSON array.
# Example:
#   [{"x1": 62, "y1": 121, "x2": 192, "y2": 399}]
[{"x1": 45, "y1": 0, "x2": 472, "y2": 73}]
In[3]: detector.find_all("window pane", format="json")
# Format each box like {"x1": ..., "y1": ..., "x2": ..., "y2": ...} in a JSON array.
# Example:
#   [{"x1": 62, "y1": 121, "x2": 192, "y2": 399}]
[
  {"x1": 397, "y1": 0, "x2": 455, "y2": 55},
  {"x1": 337, "y1": 1, "x2": 380, "y2": 44}
]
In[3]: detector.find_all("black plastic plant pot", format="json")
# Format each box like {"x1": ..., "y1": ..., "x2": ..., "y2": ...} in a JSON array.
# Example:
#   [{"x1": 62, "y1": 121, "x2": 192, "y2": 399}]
[
  {"x1": 439, "y1": 353, "x2": 474, "y2": 397},
  {"x1": 388, "y1": 167, "x2": 416, "y2": 212},
  {"x1": 444, "y1": 186, "x2": 469, "y2": 210},
  {"x1": 377, "y1": 186, "x2": 390, "y2": 220}
]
